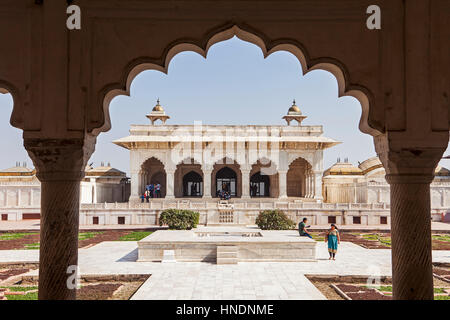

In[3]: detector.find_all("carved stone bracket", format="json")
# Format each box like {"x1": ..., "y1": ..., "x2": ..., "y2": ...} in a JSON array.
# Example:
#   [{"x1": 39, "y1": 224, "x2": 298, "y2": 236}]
[
  {"x1": 24, "y1": 135, "x2": 97, "y2": 182},
  {"x1": 374, "y1": 132, "x2": 448, "y2": 178}
]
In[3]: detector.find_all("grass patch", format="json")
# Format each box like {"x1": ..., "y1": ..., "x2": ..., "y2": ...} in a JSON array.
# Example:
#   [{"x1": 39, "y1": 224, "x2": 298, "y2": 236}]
[
  {"x1": 432, "y1": 234, "x2": 450, "y2": 242},
  {"x1": 78, "y1": 232, "x2": 103, "y2": 241},
  {"x1": 378, "y1": 237, "x2": 391, "y2": 247},
  {"x1": 5, "y1": 292, "x2": 38, "y2": 300},
  {"x1": 434, "y1": 288, "x2": 447, "y2": 294},
  {"x1": 1, "y1": 286, "x2": 38, "y2": 292},
  {"x1": 310, "y1": 233, "x2": 324, "y2": 242},
  {"x1": 366, "y1": 285, "x2": 392, "y2": 292},
  {"x1": 435, "y1": 295, "x2": 450, "y2": 300},
  {"x1": 119, "y1": 231, "x2": 152, "y2": 241},
  {"x1": 0, "y1": 233, "x2": 37, "y2": 241},
  {"x1": 361, "y1": 234, "x2": 379, "y2": 241},
  {"x1": 361, "y1": 233, "x2": 391, "y2": 247},
  {"x1": 24, "y1": 242, "x2": 40, "y2": 250}
]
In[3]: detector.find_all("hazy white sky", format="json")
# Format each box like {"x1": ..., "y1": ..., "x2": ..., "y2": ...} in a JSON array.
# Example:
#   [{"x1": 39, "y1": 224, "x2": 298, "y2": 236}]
[{"x1": 0, "y1": 37, "x2": 448, "y2": 174}]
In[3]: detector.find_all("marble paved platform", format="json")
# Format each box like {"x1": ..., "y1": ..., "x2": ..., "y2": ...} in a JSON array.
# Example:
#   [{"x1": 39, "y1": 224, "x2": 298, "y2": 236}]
[
  {"x1": 1, "y1": 240, "x2": 449, "y2": 300},
  {"x1": 138, "y1": 227, "x2": 317, "y2": 262}
]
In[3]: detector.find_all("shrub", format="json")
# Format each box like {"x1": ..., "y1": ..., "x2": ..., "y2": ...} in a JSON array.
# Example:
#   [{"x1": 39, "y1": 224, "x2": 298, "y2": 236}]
[
  {"x1": 159, "y1": 209, "x2": 200, "y2": 230},
  {"x1": 255, "y1": 210, "x2": 295, "y2": 230}
]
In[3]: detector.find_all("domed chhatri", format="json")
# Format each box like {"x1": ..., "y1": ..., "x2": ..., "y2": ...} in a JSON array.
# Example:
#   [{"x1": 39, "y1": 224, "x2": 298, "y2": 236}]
[
  {"x1": 288, "y1": 99, "x2": 301, "y2": 114},
  {"x1": 283, "y1": 99, "x2": 307, "y2": 126},
  {"x1": 147, "y1": 98, "x2": 170, "y2": 125},
  {"x1": 152, "y1": 98, "x2": 165, "y2": 112}
]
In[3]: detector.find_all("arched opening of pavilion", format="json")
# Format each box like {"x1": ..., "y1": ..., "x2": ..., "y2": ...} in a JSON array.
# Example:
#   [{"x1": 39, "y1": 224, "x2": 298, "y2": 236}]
[
  {"x1": 140, "y1": 157, "x2": 166, "y2": 198},
  {"x1": 212, "y1": 158, "x2": 241, "y2": 198},
  {"x1": 287, "y1": 157, "x2": 312, "y2": 198},
  {"x1": 250, "y1": 172, "x2": 270, "y2": 197},
  {"x1": 250, "y1": 159, "x2": 278, "y2": 198},
  {"x1": 174, "y1": 158, "x2": 203, "y2": 198},
  {"x1": 183, "y1": 171, "x2": 203, "y2": 197}
]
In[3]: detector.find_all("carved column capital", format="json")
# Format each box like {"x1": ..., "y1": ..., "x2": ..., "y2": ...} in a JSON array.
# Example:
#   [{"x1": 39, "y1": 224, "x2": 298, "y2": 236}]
[
  {"x1": 24, "y1": 135, "x2": 96, "y2": 182},
  {"x1": 374, "y1": 132, "x2": 448, "y2": 179}
]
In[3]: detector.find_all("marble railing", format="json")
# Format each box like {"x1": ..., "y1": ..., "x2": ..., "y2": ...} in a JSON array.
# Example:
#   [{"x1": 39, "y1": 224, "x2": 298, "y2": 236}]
[{"x1": 78, "y1": 200, "x2": 392, "y2": 211}]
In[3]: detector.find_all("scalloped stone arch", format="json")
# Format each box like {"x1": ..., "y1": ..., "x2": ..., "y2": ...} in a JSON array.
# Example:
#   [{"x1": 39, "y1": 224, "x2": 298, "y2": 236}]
[
  {"x1": 250, "y1": 157, "x2": 279, "y2": 170},
  {"x1": 176, "y1": 157, "x2": 203, "y2": 167},
  {"x1": 140, "y1": 156, "x2": 165, "y2": 171},
  {"x1": 99, "y1": 25, "x2": 380, "y2": 138},
  {"x1": 0, "y1": 82, "x2": 22, "y2": 129},
  {"x1": 287, "y1": 155, "x2": 313, "y2": 169},
  {"x1": 211, "y1": 155, "x2": 244, "y2": 168}
]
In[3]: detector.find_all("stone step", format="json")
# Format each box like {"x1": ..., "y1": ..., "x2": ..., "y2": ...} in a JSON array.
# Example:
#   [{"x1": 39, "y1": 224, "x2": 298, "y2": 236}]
[
  {"x1": 218, "y1": 251, "x2": 238, "y2": 259},
  {"x1": 161, "y1": 249, "x2": 176, "y2": 263},
  {"x1": 217, "y1": 245, "x2": 238, "y2": 254},
  {"x1": 217, "y1": 246, "x2": 238, "y2": 264},
  {"x1": 216, "y1": 257, "x2": 238, "y2": 265}
]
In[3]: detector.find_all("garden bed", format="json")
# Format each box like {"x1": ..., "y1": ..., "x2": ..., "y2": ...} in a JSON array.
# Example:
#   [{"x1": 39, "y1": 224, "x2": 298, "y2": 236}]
[
  {"x1": 0, "y1": 263, "x2": 149, "y2": 300},
  {"x1": 308, "y1": 270, "x2": 450, "y2": 300},
  {"x1": 0, "y1": 230, "x2": 154, "y2": 250},
  {"x1": 309, "y1": 231, "x2": 450, "y2": 250}
]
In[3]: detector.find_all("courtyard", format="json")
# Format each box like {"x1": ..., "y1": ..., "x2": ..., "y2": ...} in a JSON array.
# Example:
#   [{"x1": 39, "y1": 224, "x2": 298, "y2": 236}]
[{"x1": 1, "y1": 223, "x2": 449, "y2": 300}]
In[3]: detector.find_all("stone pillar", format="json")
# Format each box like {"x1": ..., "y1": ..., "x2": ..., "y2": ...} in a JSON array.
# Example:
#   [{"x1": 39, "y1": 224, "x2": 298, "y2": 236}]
[
  {"x1": 17, "y1": 189, "x2": 22, "y2": 207},
  {"x1": 278, "y1": 170, "x2": 287, "y2": 198},
  {"x1": 313, "y1": 171, "x2": 323, "y2": 201},
  {"x1": 24, "y1": 137, "x2": 95, "y2": 300},
  {"x1": 202, "y1": 169, "x2": 212, "y2": 198},
  {"x1": 305, "y1": 172, "x2": 311, "y2": 198},
  {"x1": 386, "y1": 174, "x2": 434, "y2": 300},
  {"x1": 241, "y1": 169, "x2": 250, "y2": 199},
  {"x1": 130, "y1": 171, "x2": 140, "y2": 201},
  {"x1": 376, "y1": 133, "x2": 447, "y2": 300},
  {"x1": 166, "y1": 169, "x2": 175, "y2": 199}
]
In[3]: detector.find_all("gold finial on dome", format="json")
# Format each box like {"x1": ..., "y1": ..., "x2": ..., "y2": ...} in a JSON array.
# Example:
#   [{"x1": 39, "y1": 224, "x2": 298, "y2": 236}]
[
  {"x1": 288, "y1": 99, "x2": 301, "y2": 114},
  {"x1": 152, "y1": 98, "x2": 164, "y2": 112},
  {"x1": 283, "y1": 99, "x2": 307, "y2": 126},
  {"x1": 147, "y1": 98, "x2": 170, "y2": 125}
]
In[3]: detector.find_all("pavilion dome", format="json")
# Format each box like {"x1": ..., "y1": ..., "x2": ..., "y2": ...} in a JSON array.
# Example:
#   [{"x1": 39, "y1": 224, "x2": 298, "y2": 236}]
[
  {"x1": 323, "y1": 159, "x2": 363, "y2": 176},
  {"x1": 152, "y1": 99, "x2": 164, "y2": 112},
  {"x1": 435, "y1": 166, "x2": 450, "y2": 176},
  {"x1": 288, "y1": 100, "x2": 301, "y2": 114}
]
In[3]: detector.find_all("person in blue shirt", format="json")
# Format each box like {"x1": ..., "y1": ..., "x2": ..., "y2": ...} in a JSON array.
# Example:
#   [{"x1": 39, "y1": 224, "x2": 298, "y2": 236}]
[{"x1": 149, "y1": 184, "x2": 154, "y2": 198}]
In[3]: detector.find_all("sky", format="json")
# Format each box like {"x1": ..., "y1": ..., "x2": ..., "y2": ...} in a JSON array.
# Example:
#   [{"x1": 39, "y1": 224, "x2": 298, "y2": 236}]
[{"x1": 0, "y1": 37, "x2": 448, "y2": 175}]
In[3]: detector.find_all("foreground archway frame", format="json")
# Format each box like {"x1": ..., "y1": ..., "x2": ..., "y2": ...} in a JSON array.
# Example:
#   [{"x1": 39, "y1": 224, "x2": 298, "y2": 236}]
[{"x1": 0, "y1": 0, "x2": 449, "y2": 300}]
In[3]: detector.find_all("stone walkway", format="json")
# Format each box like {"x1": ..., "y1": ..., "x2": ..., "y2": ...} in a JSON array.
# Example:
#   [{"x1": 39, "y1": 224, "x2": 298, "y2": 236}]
[{"x1": 1, "y1": 241, "x2": 449, "y2": 300}]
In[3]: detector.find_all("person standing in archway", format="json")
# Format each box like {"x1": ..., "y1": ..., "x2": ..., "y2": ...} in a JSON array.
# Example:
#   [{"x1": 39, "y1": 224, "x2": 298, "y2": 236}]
[
  {"x1": 155, "y1": 183, "x2": 161, "y2": 198},
  {"x1": 325, "y1": 224, "x2": 340, "y2": 260}
]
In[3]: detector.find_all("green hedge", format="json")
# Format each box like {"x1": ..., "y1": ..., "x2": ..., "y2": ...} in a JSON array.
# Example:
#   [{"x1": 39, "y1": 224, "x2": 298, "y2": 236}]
[
  {"x1": 159, "y1": 209, "x2": 200, "y2": 230},
  {"x1": 255, "y1": 210, "x2": 295, "y2": 230}
]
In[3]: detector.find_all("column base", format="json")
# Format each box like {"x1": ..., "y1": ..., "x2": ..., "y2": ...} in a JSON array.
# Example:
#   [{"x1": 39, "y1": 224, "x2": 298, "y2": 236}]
[{"x1": 129, "y1": 195, "x2": 141, "y2": 202}]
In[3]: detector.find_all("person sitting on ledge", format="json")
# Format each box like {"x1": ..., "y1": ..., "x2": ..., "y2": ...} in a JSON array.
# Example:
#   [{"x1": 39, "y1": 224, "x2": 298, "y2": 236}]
[{"x1": 299, "y1": 218, "x2": 312, "y2": 239}]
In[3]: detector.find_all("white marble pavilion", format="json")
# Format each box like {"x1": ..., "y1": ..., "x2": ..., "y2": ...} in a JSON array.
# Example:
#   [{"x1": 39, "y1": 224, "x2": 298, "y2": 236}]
[{"x1": 113, "y1": 100, "x2": 340, "y2": 202}]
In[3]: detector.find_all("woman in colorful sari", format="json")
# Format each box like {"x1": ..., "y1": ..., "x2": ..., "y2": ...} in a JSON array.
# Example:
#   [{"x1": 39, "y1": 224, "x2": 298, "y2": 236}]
[{"x1": 325, "y1": 224, "x2": 340, "y2": 260}]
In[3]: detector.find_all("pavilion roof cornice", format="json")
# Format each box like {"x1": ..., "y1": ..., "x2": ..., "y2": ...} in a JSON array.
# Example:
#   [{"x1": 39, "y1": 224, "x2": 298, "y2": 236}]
[{"x1": 113, "y1": 137, "x2": 340, "y2": 150}]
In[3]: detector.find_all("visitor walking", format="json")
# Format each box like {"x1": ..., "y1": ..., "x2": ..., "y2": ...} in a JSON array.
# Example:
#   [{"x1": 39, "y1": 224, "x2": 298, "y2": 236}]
[
  {"x1": 325, "y1": 224, "x2": 340, "y2": 260},
  {"x1": 155, "y1": 183, "x2": 161, "y2": 198},
  {"x1": 149, "y1": 183, "x2": 154, "y2": 198},
  {"x1": 298, "y1": 218, "x2": 312, "y2": 239},
  {"x1": 145, "y1": 190, "x2": 150, "y2": 203}
]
